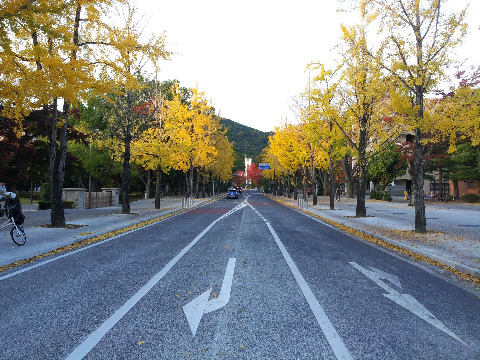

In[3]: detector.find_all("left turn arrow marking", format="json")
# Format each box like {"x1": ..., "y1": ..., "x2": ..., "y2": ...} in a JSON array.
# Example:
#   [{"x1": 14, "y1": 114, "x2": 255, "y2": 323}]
[{"x1": 183, "y1": 258, "x2": 236, "y2": 337}]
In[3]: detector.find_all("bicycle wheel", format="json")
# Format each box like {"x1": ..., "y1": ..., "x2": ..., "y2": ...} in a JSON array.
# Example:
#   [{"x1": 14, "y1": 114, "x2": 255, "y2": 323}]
[{"x1": 10, "y1": 226, "x2": 26, "y2": 246}]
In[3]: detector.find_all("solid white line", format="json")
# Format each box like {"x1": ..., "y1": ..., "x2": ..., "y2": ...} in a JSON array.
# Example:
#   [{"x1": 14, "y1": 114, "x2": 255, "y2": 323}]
[
  {"x1": 0, "y1": 226, "x2": 145, "y2": 281},
  {"x1": 0, "y1": 210, "x2": 189, "y2": 281},
  {"x1": 249, "y1": 204, "x2": 353, "y2": 360},
  {"x1": 65, "y1": 201, "x2": 248, "y2": 360},
  {"x1": 1, "y1": 199, "x2": 222, "y2": 281}
]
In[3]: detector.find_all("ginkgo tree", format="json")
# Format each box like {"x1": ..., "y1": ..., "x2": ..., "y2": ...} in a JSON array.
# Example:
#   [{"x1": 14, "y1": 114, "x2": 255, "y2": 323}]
[
  {"x1": 260, "y1": 146, "x2": 285, "y2": 195},
  {"x1": 100, "y1": 3, "x2": 170, "y2": 214},
  {"x1": 131, "y1": 100, "x2": 173, "y2": 209},
  {"x1": 1, "y1": 0, "x2": 105, "y2": 226},
  {"x1": 333, "y1": 24, "x2": 402, "y2": 217},
  {"x1": 0, "y1": 0, "x2": 170, "y2": 224},
  {"x1": 431, "y1": 68, "x2": 480, "y2": 152},
  {"x1": 206, "y1": 131, "x2": 235, "y2": 194},
  {"x1": 359, "y1": 0, "x2": 468, "y2": 232},
  {"x1": 164, "y1": 83, "x2": 222, "y2": 199},
  {"x1": 268, "y1": 123, "x2": 309, "y2": 200},
  {"x1": 306, "y1": 64, "x2": 350, "y2": 209}
]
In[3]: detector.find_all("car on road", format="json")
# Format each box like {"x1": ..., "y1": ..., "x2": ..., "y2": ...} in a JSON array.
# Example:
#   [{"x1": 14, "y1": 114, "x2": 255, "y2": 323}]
[
  {"x1": 236, "y1": 186, "x2": 242, "y2": 194},
  {"x1": 227, "y1": 188, "x2": 238, "y2": 199}
]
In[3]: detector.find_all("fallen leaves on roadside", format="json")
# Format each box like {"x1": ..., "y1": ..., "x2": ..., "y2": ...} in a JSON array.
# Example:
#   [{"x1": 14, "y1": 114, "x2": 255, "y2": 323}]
[
  {"x1": 0, "y1": 198, "x2": 221, "y2": 274},
  {"x1": 266, "y1": 195, "x2": 480, "y2": 287}
]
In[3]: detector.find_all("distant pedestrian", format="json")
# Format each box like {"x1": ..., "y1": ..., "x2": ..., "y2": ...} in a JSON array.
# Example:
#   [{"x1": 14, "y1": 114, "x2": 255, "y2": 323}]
[{"x1": 335, "y1": 187, "x2": 341, "y2": 201}]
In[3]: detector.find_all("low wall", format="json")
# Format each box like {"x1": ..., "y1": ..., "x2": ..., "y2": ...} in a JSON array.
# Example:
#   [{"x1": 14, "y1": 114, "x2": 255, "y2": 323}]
[
  {"x1": 63, "y1": 188, "x2": 121, "y2": 209},
  {"x1": 85, "y1": 192, "x2": 112, "y2": 209},
  {"x1": 62, "y1": 188, "x2": 86, "y2": 210}
]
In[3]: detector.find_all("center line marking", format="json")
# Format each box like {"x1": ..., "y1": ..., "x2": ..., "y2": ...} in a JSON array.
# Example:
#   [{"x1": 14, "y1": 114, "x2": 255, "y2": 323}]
[{"x1": 250, "y1": 203, "x2": 354, "y2": 360}]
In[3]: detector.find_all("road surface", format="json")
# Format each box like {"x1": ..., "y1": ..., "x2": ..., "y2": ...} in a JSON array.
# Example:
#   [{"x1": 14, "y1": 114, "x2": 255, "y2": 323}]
[{"x1": 1, "y1": 192, "x2": 478, "y2": 359}]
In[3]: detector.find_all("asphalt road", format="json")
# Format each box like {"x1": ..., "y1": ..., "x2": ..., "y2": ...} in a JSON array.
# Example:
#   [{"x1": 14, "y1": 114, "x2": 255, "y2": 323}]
[{"x1": 0, "y1": 193, "x2": 479, "y2": 359}]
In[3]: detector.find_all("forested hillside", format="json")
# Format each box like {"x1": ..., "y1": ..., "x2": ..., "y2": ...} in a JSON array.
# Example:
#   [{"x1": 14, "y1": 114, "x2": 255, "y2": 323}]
[{"x1": 220, "y1": 118, "x2": 271, "y2": 170}]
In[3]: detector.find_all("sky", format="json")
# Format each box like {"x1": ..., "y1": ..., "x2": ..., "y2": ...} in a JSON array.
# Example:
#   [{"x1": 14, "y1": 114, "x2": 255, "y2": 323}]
[{"x1": 136, "y1": 0, "x2": 480, "y2": 133}]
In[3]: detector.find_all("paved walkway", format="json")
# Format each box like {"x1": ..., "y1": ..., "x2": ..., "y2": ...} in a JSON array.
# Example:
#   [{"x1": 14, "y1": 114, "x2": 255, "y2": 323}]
[
  {"x1": 1, "y1": 193, "x2": 479, "y2": 283},
  {"x1": 268, "y1": 194, "x2": 480, "y2": 282}
]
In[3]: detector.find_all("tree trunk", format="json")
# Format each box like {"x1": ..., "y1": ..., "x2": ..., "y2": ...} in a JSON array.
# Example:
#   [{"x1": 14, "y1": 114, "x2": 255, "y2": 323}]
[
  {"x1": 342, "y1": 154, "x2": 354, "y2": 198},
  {"x1": 202, "y1": 169, "x2": 206, "y2": 198},
  {"x1": 287, "y1": 173, "x2": 291, "y2": 198},
  {"x1": 145, "y1": 169, "x2": 151, "y2": 199},
  {"x1": 413, "y1": 127, "x2": 426, "y2": 232},
  {"x1": 356, "y1": 168, "x2": 367, "y2": 217},
  {"x1": 311, "y1": 165, "x2": 317, "y2": 205},
  {"x1": 49, "y1": 3, "x2": 81, "y2": 227},
  {"x1": 48, "y1": 99, "x2": 67, "y2": 227},
  {"x1": 322, "y1": 170, "x2": 328, "y2": 196},
  {"x1": 121, "y1": 137, "x2": 131, "y2": 214},
  {"x1": 195, "y1": 168, "x2": 200, "y2": 199},
  {"x1": 438, "y1": 167, "x2": 443, "y2": 200},
  {"x1": 303, "y1": 166, "x2": 307, "y2": 201},
  {"x1": 293, "y1": 174, "x2": 298, "y2": 200},
  {"x1": 356, "y1": 116, "x2": 367, "y2": 217},
  {"x1": 189, "y1": 161, "x2": 194, "y2": 199},
  {"x1": 155, "y1": 166, "x2": 161, "y2": 209},
  {"x1": 413, "y1": 20, "x2": 427, "y2": 232},
  {"x1": 329, "y1": 157, "x2": 335, "y2": 210}
]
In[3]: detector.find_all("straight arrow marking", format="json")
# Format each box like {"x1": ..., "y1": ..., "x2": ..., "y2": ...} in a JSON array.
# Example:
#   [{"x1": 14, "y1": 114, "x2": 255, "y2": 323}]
[
  {"x1": 183, "y1": 258, "x2": 236, "y2": 337},
  {"x1": 349, "y1": 262, "x2": 466, "y2": 345}
]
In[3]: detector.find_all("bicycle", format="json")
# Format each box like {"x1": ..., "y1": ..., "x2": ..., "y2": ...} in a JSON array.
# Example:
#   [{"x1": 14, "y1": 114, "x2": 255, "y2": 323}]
[{"x1": 0, "y1": 204, "x2": 26, "y2": 246}]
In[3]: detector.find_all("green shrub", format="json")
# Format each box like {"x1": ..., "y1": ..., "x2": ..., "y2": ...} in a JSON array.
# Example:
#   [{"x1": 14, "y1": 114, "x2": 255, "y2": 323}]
[
  {"x1": 63, "y1": 201, "x2": 76, "y2": 209},
  {"x1": 383, "y1": 192, "x2": 392, "y2": 202},
  {"x1": 461, "y1": 194, "x2": 480, "y2": 203},
  {"x1": 38, "y1": 201, "x2": 51, "y2": 210},
  {"x1": 40, "y1": 183, "x2": 50, "y2": 201},
  {"x1": 16, "y1": 191, "x2": 41, "y2": 201},
  {"x1": 370, "y1": 190, "x2": 392, "y2": 201}
]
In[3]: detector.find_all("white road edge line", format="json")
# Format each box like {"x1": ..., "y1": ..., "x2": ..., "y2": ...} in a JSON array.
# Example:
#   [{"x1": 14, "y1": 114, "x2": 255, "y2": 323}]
[
  {"x1": 65, "y1": 200, "x2": 248, "y2": 360},
  {"x1": 250, "y1": 204, "x2": 354, "y2": 360},
  {"x1": 0, "y1": 198, "x2": 218, "y2": 281}
]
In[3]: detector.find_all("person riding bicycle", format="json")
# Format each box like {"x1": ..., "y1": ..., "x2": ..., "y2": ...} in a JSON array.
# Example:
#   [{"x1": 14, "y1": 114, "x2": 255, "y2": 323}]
[{"x1": 0, "y1": 181, "x2": 24, "y2": 225}]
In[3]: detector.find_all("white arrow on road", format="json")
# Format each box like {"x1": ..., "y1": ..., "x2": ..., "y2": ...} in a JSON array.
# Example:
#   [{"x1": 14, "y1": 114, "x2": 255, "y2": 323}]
[
  {"x1": 350, "y1": 262, "x2": 466, "y2": 345},
  {"x1": 183, "y1": 258, "x2": 236, "y2": 336}
]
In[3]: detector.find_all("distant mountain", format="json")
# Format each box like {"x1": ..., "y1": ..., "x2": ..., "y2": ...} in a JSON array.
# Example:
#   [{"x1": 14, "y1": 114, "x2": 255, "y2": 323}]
[{"x1": 220, "y1": 118, "x2": 271, "y2": 169}]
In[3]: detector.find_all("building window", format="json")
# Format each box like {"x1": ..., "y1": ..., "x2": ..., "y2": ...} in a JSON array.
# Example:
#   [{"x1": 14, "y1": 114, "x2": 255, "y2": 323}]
[{"x1": 429, "y1": 181, "x2": 449, "y2": 195}]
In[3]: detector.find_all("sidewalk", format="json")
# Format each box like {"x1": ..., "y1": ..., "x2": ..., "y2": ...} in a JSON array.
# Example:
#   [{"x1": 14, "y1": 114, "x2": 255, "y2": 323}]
[
  {"x1": 0, "y1": 195, "x2": 220, "y2": 270},
  {"x1": 268, "y1": 194, "x2": 480, "y2": 282}
]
